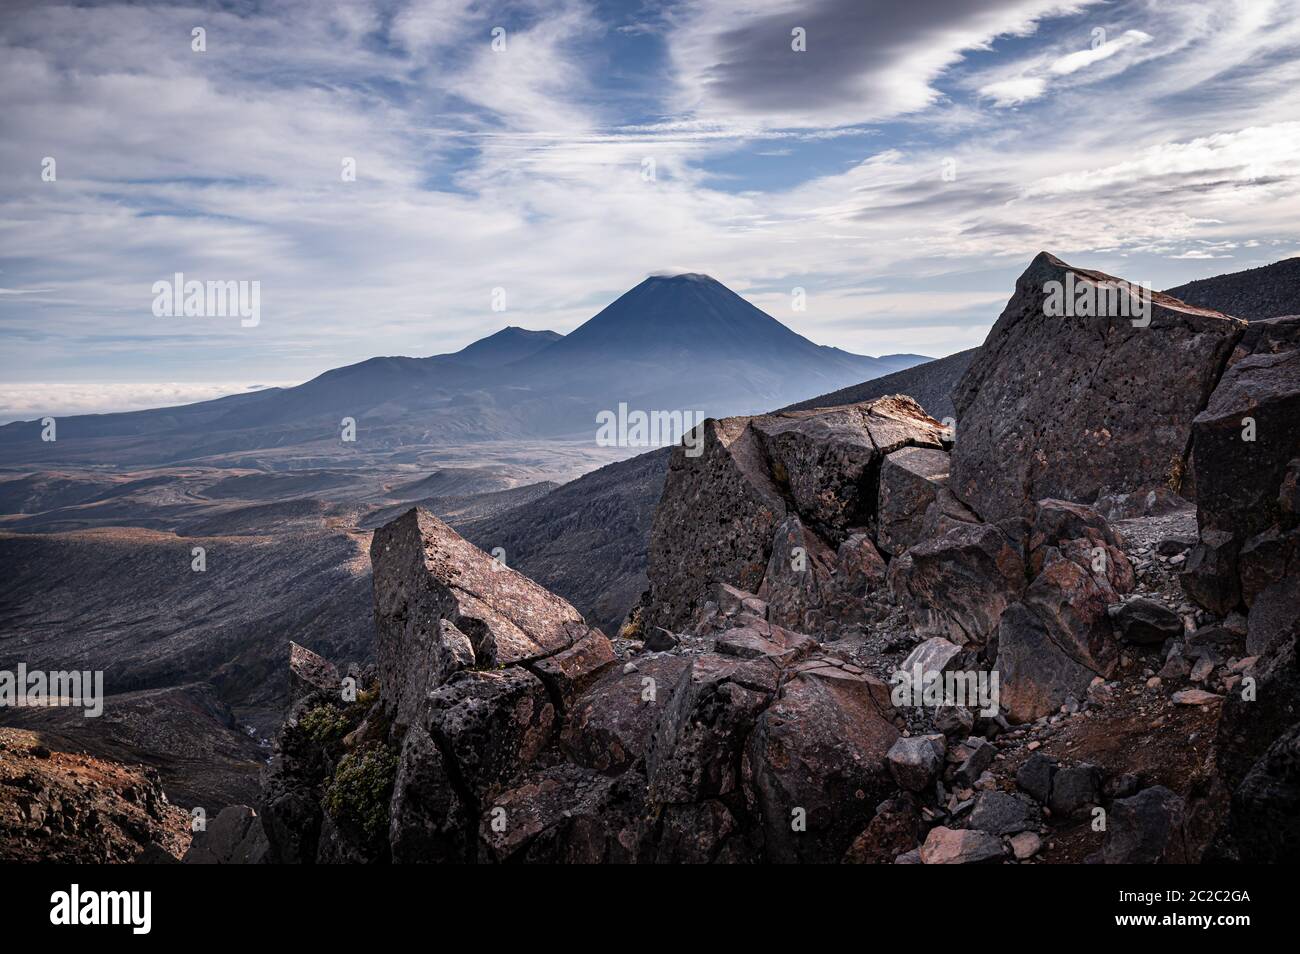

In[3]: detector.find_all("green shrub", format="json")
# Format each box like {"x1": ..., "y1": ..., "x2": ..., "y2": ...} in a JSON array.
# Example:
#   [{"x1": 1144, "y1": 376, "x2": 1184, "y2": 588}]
[
  {"x1": 298, "y1": 705, "x2": 350, "y2": 746},
  {"x1": 325, "y1": 743, "x2": 398, "y2": 844}
]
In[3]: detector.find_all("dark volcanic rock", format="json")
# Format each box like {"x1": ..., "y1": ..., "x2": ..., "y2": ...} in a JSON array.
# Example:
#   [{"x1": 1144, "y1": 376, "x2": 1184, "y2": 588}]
[
  {"x1": 951, "y1": 252, "x2": 1244, "y2": 523},
  {"x1": 1113, "y1": 597, "x2": 1184, "y2": 646},
  {"x1": 289, "y1": 641, "x2": 340, "y2": 707},
  {"x1": 183, "y1": 805, "x2": 268, "y2": 864},
  {"x1": 370, "y1": 507, "x2": 600, "y2": 729},
  {"x1": 1102, "y1": 786, "x2": 1190, "y2": 864},
  {"x1": 645, "y1": 417, "x2": 789, "y2": 631},
  {"x1": 1179, "y1": 529, "x2": 1242, "y2": 614},
  {"x1": 888, "y1": 521, "x2": 1025, "y2": 648},
  {"x1": 560, "y1": 654, "x2": 692, "y2": 776},
  {"x1": 1215, "y1": 722, "x2": 1300, "y2": 863},
  {"x1": 747, "y1": 658, "x2": 900, "y2": 863},
  {"x1": 1191, "y1": 338, "x2": 1300, "y2": 542},
  {"x1": 878, "y1": 445, "x2": 951, "y2": 555},
  {"x1": 645, "y1": 397, "x2": 943, "y2": 631}
]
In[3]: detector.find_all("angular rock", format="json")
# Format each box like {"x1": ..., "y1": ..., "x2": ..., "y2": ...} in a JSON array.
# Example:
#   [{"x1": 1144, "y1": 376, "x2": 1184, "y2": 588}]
[
  {"x1": 1102, "y1": 786, "x2": 1190, "y2": 864},
  {"x1": 919, "y1": 826, "x2": 1006, "y2": 864},
  {"x1": 877, "y1": 446, "x2": 951, "y2": 555},
  {"x1": 1048, "y1": 763, "x2": 1100, "y2": 817},
  {"x1": 748, "y1": 658, "x2": 900, "y2": 863},
  {"x1": 888, "y1": 522, "x2": 1025, "y2": 647},
  {"x1": 751, "y1": 397, "x2": 945, "y2": 543},
  {"x1": 1215, "y1": 721, "x2": 1300, "y2": 863},
  {"x1": 951, "y1": 736, "x2": 995, "y2": 787},
  {"x1": 560, "y1": 654, "x2": 691, "y2": 776},
  {"x1": 423, "y1": 667, "x2": 556, "y2": 805},
  {"x1": 899, "y1": 637, "x2": 964, "y2": 680},
  {"x1": 183, "y1": 805, "x2": 269, "y2": 864},
  {"x1": 1246, "y1": 575, "x2": 1300, "y2": 657},
  {"x1": 1192, "y1": 346, "x2": 1300, "y2": 541},
  {"x1": 969, "y1": 791, "x2": 1035, "y2": 835},
  {"x1": 1010, "y1": 830, "x2": 1042, "y2": 860},
  {"x1": 646, "y1": 398, "x2": 942, "y2": 630},
  {"x1": 477, "y1": 764, "x2": 643, "y2": 864},
  {"x1": 842, "y1": 795, "x2": 920, "y2": 864},
  {"x1": 1172, "y1": 688, "x2": 1223, "y2": 706},
  {"x1": 1113, "y1": 597, "x2": 1184, "y2": 646},
  {"x1": 951, "y1": 252, "x2": 1244, "y2": 523},
  {"x1": 1015, "y1": 752, "x2": 1058, "y2": 804},
  {"x1": 288, "y1": 642, "x2": 340, "y2": 707},
  {"x1": 714, "y1": 619, "x2": 817, "y2": 664},
  {"x1": 996, "y1": 602, "x2": 1099, "y2": 723},
  {"x1": 886, "y1": 735, "x2": 945, "y2": 792},
  {"x1": 1180, "y1": 529, "x2": 1242, "y2": 615},
  {"x1": 370, "y1": 508, "x2": 589, "y2": 728},
  {"x1": 645, "y1": 653, "x2": 780, "y2": 806},
  {"x1": 388, "y1": 724, "x2": 468, "y2": 864},
  {"x1": 529, "y1": 626, "x2": 616, "y2": 711}
]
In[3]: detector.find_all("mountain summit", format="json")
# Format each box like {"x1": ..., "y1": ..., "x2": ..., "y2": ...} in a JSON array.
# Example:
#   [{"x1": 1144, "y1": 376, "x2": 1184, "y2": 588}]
[{"x1": 0, "y1": 274, "x2": 929, "y2": 464}]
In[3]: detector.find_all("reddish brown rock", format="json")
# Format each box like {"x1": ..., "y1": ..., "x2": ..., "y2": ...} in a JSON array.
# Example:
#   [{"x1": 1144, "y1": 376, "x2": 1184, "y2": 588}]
[
  {"x1": 951, "y1": 252, "x2": 1244, "y2": 523},
  {"x1": 747, "y1": 657, "x2": 900, "y2": 863},
  {"x1": 370, "y1": 508, "x2": 591, "y2": 728},
  {"x1": 888, "y1": 522, "x2": 1025, "y2": 648},
  {"x1": 646, "y1": 397, "x2": 943, "y2": 631},
  {"x1": 560, "y1": 654, "x2": 691, "y2": 776}
]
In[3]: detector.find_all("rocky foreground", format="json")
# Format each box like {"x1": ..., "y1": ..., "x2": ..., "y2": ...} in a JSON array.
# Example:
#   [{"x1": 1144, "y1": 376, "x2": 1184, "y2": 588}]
[
  {"x1": 15, "y1": 251, "x2": 1288, "y2": 864},
  {"x1": 171, "y1": 252, "x2": 1300, "y2": 865}
]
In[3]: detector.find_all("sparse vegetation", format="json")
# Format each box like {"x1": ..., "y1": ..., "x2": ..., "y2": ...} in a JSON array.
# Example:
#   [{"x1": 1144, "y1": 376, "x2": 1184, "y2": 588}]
[{"x1": 324, "y1": 743, "x2": 399, "y2": 845}]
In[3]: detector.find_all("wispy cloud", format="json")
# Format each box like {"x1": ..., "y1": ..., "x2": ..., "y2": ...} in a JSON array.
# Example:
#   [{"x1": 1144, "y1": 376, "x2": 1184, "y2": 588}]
[{"x1": 0, "y1": 0, "x2": 1298, "y2": 413}]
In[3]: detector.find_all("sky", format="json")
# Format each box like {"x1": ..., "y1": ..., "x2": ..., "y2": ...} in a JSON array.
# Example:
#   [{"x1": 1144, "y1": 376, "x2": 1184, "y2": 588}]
[{"x1": 1, "y1": 0, "x2": 1299, "y2": 420}]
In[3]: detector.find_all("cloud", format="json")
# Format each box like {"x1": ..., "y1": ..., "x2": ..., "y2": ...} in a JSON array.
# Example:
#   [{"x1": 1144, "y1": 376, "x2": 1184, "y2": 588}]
[
  {"x1": 1, "y1": 0, "x2": 1299, "y2": 415},
  {"x1": 670, "y1": 0, "x2": 1091, "y2": 128},
  {"x1": 0, "y1": 382, "x2": 292, "y2": 424}
]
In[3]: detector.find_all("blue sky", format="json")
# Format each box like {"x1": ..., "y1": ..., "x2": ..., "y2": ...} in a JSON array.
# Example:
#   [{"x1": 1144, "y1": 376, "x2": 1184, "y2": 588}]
[{"x1": 1, "y1": 0, "x2": 1299, "y2": 419}]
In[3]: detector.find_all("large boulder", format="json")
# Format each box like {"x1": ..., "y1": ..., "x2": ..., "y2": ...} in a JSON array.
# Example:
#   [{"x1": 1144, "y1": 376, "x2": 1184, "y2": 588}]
[
  {"x1": 560, "y1": 654, "x2": 692, "y2": 776},
  {"x1": 888, "y1": 521, "x2": 1025, "y2": 648},
  {"x1": 645, "y1": 397, "x2": 943, "y2": 631},
  {"x1": 995, "y1": 501, "x2": 1135, "y2": 721},
  {"x1": 747, "y1": 658, "x2": 900, "y2": 863},
  {"x1": 1101, "y1": 786, "x2": 1190, "y2": 864},
  {"x1": 750, "y1": 398, "x2": 946, "y2": 543},
  {"x1": 951, "y1": 252, "x2": 1244, "y2": 523},
  {"x1": 645, "y1": 417, "x2": 789, "y2": 631},
  {"x1": 877, "y1": 446, "x2": 952, "y2": 555},
  {"x1": 1191, "y1": 333, "x2": 1300, "y2": 542},
  {"x1": 370, "y1": 508, "x2": 602, "y2": 729},
  {"x1": 759, "y1": 514, "x2": 885, "y2": 636}
]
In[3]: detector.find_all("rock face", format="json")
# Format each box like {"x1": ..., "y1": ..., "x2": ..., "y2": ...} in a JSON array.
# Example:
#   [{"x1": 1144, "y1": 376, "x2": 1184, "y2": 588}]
[
  {"x1": 183, "y1": 805, "x2": 268, "y2": 864},
  {"x1": 995, "y1": 500, "x2": 1135, "y2": 722},
  {"x1": 951, "y1": 252, "x2": 1244, "y2": 523},
  {"x1": 646, "y1": 397, "x2": 944, "y2": 632},
  {"x1": 370, "y1": 508, "x2": 600, "y2": 730},
  {"x1": 888, "y1": 522, "x2": 1025, "y2": 648},
  {"x1": 263, "y1": 507, "x2": 907, "y2": 864},
  {"x1": 877, "y1": 446, "x2": 952, "y2": 556}
]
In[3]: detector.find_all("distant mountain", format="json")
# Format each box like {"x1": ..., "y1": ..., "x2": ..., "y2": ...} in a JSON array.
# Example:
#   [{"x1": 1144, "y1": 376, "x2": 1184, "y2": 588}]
[
  {"x1": 1165, "y1": 258, "x2": 1300, "y2": 321},
  {"x1": 450, "y1": 326, "x2": 562, "y2": 367},
  {"x1": 0, "y1": 275, "x2": 928, "y2": 466}
]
